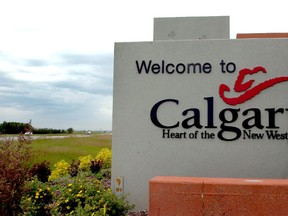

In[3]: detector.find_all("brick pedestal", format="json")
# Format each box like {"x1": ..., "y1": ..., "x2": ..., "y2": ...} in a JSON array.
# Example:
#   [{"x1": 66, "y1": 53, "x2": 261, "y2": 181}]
[{"x1": 149, "y1": 176, "x2": 288, "y2": 216}]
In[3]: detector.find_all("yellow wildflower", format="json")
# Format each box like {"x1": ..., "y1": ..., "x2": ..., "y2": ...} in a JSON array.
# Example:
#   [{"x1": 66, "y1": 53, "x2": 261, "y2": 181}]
[
  {"x1": 103, "y1": 203, "x2": 107, "y2": 215},
  {"x1": 35, "y1": 192, "x2": 39, "y2": 199}
]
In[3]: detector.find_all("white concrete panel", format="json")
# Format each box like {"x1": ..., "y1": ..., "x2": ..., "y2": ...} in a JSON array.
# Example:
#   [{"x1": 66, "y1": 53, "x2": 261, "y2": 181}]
[{"x1": 154, "y1": 16, "x2": 229, "y2": 40}]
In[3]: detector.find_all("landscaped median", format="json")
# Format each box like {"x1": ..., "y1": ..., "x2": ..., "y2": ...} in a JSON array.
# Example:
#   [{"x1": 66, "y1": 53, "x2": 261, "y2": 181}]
[{"x1": 0, "y1": 134, "x2": 142, "y2": 216}]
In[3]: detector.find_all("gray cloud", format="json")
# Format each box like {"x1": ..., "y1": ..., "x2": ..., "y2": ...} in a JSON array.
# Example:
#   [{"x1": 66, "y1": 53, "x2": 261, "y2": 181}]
[
  {"x1": 54, "y1": 53, "x2": 113, "y2": 95},
  {"x1": 0, "y1": 51, "x2": 113, "y2": 130},
  {"x1": 59, "y1": 53, "x2": 113, "y2": 66},
  {"x1": 24, "y1": 59, "x2": 49, "y2": 67}
]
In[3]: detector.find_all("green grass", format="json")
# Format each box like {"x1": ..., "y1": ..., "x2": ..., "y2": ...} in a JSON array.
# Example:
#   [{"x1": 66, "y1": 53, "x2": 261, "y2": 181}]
[{"x1": 29, "y1": 133, "x2": 111, "y2": 169}]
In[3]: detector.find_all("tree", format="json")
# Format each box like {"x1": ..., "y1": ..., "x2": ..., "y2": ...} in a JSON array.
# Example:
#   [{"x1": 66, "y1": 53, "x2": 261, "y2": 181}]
[
  {"x1": 0, "y1": 121, "x2": 29, "y2": 134},
  {"x1": 67, "y1": 128, "x2": 74, "y2": 134}
]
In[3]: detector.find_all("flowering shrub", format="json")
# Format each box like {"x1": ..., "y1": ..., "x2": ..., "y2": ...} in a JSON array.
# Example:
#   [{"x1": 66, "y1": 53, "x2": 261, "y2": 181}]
[
  {"x1": 21, "y1": 178, "x2": 53, "y2": 215},
  {"x1": 78, "y1": 155, "x2": 93, "y2": 171},
  {"x1": 48, "y1": 160, "x2": 69, "y2": 181},
  {"x1": 95, "y1": 148, "x2": 112, "y2": 169},
  {"x1": 22, "y1": 172, "x2": 134, "y2": 215},
  {"x1": 50, "y1": 173, "x2": 134, "y2": 216},
  {"x1": 52, "y1": 180, "x2": 86, "y2": 215},
  {"x1": 20, "y1": 147, "x2": 134, "y2": 215},
  {"x1": 0, "y1": 135, "x2": 31, "y2": 215}
]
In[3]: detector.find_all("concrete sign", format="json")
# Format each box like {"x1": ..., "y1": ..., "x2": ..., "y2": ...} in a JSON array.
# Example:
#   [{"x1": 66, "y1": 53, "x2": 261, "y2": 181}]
[
  {"x1": 154, "y1": 16, "x2": 229, "y2": 40},
  {"x1": 112, "y1": 21, "x2": 288, "y2": 210}
]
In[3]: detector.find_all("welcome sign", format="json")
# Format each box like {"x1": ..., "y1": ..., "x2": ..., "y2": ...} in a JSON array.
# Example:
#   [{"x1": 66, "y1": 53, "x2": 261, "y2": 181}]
[
  {"x1": 112, "y1": 34, "x2": 288, "y2": 209},
  {"x1": 147, "y1": 62, "x2": 288, "y2": 141}
]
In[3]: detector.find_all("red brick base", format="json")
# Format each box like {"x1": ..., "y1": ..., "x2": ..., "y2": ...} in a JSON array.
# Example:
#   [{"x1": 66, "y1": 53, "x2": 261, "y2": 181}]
[{"x1": 149, "y1": 176, "x2": 288, "y2": 216}]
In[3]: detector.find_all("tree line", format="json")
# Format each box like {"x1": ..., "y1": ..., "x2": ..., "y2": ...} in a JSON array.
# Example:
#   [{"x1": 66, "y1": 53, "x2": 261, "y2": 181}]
[{"x1": 0, "y1": 121, "x2": 73, "y2": 134}]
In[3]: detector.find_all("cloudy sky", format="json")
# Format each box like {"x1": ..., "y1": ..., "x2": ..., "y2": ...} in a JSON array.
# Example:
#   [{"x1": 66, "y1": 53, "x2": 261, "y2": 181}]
[{"x1": 0, "y1": 0, "x2": 287, "y2": 131}]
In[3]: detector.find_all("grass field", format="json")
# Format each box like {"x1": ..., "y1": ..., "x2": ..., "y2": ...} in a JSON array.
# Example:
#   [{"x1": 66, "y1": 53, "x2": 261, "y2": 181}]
[{"x1": 29, "y1": 133, "x2": 112, "y2": 169}]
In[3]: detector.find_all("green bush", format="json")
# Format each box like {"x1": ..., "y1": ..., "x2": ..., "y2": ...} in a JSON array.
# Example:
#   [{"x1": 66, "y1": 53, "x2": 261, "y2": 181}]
[
  {"x1": 22, "y1": 172, "x2": 134, "y2": 216},
  {"x1": 21, "y1": 178, "x2": 53, "y2": 215},
  {"x1": 51, "y1": 173, "x2": 134, "y2": 216}
]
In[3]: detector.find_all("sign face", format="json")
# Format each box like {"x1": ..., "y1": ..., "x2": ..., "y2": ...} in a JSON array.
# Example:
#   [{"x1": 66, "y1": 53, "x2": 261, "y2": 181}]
[{"x1": 112, "y1": 39, "x2": 288, "y2": 209}]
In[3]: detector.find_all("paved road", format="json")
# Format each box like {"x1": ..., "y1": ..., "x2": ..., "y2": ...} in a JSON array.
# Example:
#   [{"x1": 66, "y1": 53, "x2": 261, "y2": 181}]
[{"x1": 0, "y1": 134, "x2": 90, "y2": 140}]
